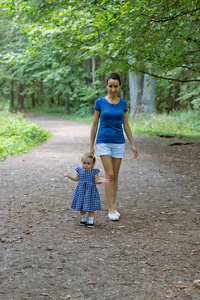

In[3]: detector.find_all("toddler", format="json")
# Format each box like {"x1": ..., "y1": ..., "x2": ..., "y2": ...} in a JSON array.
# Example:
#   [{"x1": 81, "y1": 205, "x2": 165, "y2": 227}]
[{"x1": 61, "y1": 153, "x2": 109, "y2": 228}]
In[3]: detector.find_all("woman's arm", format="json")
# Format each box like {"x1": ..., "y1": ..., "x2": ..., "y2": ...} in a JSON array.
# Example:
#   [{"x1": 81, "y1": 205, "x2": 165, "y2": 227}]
[
  {"x1": 123, "y1": 112, "x2": 139, "y2": 158},
  {"x1": 61, "y1": 171, "x2": 79, "y2": 182},
  {"x1": 90, "y1": 109, "x2": 100, "y2": 154}
]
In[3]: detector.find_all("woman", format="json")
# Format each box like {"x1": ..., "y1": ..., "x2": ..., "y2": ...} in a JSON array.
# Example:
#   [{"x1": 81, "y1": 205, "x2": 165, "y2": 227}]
[{"x1": 90, "y1": 73, "x2": 139, "y2": 221}]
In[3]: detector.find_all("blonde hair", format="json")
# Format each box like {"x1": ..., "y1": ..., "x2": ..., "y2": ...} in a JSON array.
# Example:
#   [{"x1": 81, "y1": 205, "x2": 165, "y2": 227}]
[{"x1": 81, "y1": 152, "x2": 96, "y2": 165}]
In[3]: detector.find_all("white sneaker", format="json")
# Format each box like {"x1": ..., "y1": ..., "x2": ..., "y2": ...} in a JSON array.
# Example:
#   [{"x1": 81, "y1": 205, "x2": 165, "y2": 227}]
[
  {"x1": 109, "y1": 210, "x2": 120, "y2": 217},
  {"x1": 108, "y1": 212, "x2": 119, "y2": 221},
  {"x1": 115, "y1": 211, "x2": 120, "y2": 217}
]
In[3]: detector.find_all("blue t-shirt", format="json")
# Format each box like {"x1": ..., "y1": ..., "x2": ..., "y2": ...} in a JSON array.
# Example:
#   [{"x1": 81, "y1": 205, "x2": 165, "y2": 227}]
[{"x1": 94, "y1": 97, "x2": 128, "y2": 144}]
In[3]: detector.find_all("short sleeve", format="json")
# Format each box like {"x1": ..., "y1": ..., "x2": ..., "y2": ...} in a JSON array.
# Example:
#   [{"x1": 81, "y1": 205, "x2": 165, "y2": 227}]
[
  {"x1": 124, "y1": 100, "x2": 128, "y2": 112},
  {"x1": 75, "y1": 167, "x2": 81, "y2": 173},
  {"x1": 93, "y1": 169, "x2": 100, "y2": 175},
  {"x1": 94, "y1": 98, "x2": 101, "y2": 112}
]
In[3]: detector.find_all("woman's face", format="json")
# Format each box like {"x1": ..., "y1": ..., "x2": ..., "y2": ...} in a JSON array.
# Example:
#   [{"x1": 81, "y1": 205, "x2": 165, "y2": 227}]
[{"x1": 106, "y1": 79, "x2": 121, "y2": 98}]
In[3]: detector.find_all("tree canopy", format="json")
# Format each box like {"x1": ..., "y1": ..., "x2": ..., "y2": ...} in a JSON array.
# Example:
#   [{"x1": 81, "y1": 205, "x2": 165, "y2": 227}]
[{"x1": 0, "y1": 0, "x2": 200, "y2": 111}]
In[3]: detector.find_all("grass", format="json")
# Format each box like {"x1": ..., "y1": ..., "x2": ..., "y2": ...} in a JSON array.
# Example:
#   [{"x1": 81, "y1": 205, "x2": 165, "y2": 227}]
[
  {"x1": 129, "y1": 110, "x2": 200, "y2": 139},
  {"x1": 0, "y1": 110, "x2": 52, "y2": 161},
  {"x1": 30, "y1": 106, "x2": 200, "y2": 139}
]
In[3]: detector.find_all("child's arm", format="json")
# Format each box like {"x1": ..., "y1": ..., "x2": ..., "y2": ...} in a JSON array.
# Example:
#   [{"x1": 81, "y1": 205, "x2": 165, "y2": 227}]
[
  {"x1": 95, "y1": 174, "x2": 110, "y2": 184},
  {"x1": 61, "y1": 171, "x2": 79, "y2": 182}
]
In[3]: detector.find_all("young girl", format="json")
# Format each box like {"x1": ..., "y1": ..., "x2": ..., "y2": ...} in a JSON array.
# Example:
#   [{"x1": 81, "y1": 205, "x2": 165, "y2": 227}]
[{"x1": 61, "y1": 153, "x2": 109, "y2": 228}]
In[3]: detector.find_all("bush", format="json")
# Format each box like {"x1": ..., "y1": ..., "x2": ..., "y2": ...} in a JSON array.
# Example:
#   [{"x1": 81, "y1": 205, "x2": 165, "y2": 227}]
[{"x1": 0, "y1": 111, "x2": 52, "y2": 161}]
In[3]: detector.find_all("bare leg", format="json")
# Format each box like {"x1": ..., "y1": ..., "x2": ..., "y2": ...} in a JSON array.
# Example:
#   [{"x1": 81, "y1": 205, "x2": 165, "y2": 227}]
[
  {"x1": 112, "y1": 157, "x2": 122, "y2": 206},
  {"x1": 100, "y1": 155, "x2": 115, "y2": 214},
  {"x1": 88, "y1": 212, "x2": 94, "y2": 217},
  {"x1": 100, "y1": 155, "x2": 122, "y2": 214}
]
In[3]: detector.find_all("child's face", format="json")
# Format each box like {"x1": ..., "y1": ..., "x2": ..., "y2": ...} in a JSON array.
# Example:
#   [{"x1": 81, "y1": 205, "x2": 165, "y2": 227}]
[{"x1": 82, "y1": 157, "x2": 94, "y2": 171}]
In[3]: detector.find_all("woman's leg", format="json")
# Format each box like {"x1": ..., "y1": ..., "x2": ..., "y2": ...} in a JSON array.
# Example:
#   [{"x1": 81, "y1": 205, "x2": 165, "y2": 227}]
[
  {"x1": 112, "y1": 157, "x2": 122, "y2": 206},
  {"x1": 100, "y1": 155, "x2": 115, "y2": 214},
  {"x1": 100, "y1": 155, "x2": 122, "y2": 214}
]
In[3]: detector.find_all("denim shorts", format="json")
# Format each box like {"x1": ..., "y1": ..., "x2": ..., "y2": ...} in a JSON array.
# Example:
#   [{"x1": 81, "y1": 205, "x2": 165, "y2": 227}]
[{"x1": 96, "y1": 143, "x2": 125, "y2": 158}]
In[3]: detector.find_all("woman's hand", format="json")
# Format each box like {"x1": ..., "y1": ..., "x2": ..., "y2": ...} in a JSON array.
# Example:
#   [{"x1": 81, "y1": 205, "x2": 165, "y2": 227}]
[
  {"x1": 61, "y1": 171, "x2": 69, "y2": 177},
  {"x1": 90, "y1": 146, "x2": 95, "y2": 155},
  {"x1": 132, "y1": 146, "x2": 139, "y2": 159}
]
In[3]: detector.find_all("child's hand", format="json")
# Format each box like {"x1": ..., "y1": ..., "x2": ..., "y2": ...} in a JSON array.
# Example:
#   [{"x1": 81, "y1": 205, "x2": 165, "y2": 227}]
[
  {"x1": 61, "y1": 171, "x2": 69, "y2": 177},
  {"x1": 102, "y1": 178, "x2": 110, "y2": 184}
]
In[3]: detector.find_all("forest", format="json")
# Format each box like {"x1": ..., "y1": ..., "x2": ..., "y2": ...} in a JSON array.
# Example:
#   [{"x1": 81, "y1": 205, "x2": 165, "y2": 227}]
[{"x1": 0, "y1": 0, "x2": 200, "y2": 116}]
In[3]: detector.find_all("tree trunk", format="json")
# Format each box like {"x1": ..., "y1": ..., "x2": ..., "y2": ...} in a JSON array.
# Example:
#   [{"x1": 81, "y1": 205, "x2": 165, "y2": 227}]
[
  {"x1": 18, "y1": 83, "x2": 24, "y2": 111},
  {"x1": 17, "y1": 84, "x2": 20, "y2": 106},
  {"x1": 85, "y1": 58, "x2": 93, "y2": 112},
  {"x1": 57, "y1": 93, "x2": 61, "y2": 106},
  {"x1": 174, "y1": 84, "x2": 180, "y2": 110},
  {"x1": 40, "y1": 79, "x2": 44, "y2": 105},
  {"x1": 10, "y1": 80, "x2": 14, "y2": 109},
  {"x1": 64, "y1": 93, "x2": 70, "y2": 112},
  {"x1": 92, "y1": 56, "x2": 96, "y2": 90},
  {"x1": 86, "y1": 58, "x2": 92, "y2": 88},
  {"x1": 142, "y1": 74, "x2": 156, "y2": 115},
  {"x1": 31, "y1": 92, "x2": 35, "y2": 108},
  {"x1": 129, "y1": 70, "x2": 144, "y2": 116}
]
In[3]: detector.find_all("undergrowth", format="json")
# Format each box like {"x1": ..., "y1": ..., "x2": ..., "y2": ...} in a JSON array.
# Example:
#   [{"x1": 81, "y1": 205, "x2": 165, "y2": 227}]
[
  {"x1": 129, "y1": 110, "x2": 200, "y2": 139},
  {"x1": 0, "y1": 111, "x2": 52, "y2": 161},
  {"x1": 30, "y1": 107, "x2": 200, "y2": 138}
]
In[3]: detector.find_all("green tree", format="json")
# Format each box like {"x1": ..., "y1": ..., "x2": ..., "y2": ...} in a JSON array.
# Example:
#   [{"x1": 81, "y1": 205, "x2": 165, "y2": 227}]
[{"x1": 0, "y1": 0, "x2": 199, "y2": 112}]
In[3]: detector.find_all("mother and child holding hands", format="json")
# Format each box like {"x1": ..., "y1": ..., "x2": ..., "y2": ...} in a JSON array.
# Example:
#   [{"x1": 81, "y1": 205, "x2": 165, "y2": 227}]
[{"x1": 61, "y1": 73, "x2": 139, "y2": 228}]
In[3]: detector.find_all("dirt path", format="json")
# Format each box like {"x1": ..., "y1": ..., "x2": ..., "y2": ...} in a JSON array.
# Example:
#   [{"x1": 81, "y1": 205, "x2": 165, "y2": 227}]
[{"x1": 0, "y1": 115, "x2": 200, "y2": 300}]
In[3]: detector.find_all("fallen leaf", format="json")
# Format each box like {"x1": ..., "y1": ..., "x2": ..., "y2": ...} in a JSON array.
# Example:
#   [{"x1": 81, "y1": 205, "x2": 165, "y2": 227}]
[
  {"x1": 25, "y1": 231, "x2": 34, "y2": 235},
  {"x1": 45, "y1": 246, "x2": 54, "y2": 251},
  {"x1": 6, "y1": 220, "x2": 14, "y2": 222},
  {"x1": 87, "y1": 281, "x2": 96, "y2": 284},
  {"x1": 176, "y1": 284, "x2": 190, "y2": 289}
]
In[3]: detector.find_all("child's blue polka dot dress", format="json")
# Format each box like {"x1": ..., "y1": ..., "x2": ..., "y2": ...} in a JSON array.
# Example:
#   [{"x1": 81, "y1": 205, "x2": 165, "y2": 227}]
[{"x1": 71, "y1": 167, "x2": 101, "y2": 212}]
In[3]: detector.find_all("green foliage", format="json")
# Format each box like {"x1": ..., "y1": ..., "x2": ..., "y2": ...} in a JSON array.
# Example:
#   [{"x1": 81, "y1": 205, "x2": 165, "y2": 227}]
[
  {"x1": 129, "y1": 110, "x2": 200, "y2": 139},
  {"x1": 0, "y1": 0, "x2": 200, "y2": 113},
  {"x1": 177, "y1": 82, "x2": 200, "y2": 110},
  {"x1": 0, "y1": 110, "x2": 52, "y2": 161}
]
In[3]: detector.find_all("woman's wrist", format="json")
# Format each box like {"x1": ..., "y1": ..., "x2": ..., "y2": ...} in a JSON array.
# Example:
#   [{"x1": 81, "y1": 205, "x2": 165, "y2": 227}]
[{"x1": 90, "y1": 145, "x2": 94, "y2": 153}]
